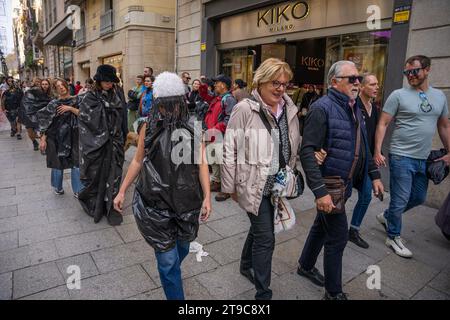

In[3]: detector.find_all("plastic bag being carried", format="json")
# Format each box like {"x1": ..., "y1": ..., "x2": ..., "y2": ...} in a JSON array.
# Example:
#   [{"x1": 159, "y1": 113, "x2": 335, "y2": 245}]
[{"x1": 426, "y1": 149, "x2": 449, "y2": 185}]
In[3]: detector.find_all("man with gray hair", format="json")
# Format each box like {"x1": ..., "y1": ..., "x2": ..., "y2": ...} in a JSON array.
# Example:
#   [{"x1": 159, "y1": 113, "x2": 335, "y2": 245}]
[{"x1": 296, "y1": 61, "x2": 384, "y2": 300}]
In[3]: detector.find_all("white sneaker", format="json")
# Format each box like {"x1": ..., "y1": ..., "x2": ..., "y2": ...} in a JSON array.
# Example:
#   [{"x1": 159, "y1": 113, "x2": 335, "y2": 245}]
[
  {"x1": 386, "y1": 236, "x2": 413, "y2": 258},
  {"x1": 376, "y1": 213, "x2": 388, "y2": 231}
]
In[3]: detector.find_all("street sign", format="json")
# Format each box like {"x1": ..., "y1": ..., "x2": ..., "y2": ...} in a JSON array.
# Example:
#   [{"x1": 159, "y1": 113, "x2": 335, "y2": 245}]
[{"x1": 393, "y1": 5, "x2": 411, "y2": 25}]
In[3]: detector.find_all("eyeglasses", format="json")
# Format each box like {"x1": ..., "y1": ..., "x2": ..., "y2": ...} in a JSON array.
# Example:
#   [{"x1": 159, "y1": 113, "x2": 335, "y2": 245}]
[
  {"x1": 335, "y1": 75, "x2": 363, "y2": 84},
  {"x1": 418, "y1": 91, "x2": 433, "y2": 113},
  {"x1": 271, "y1": 80, "x2": 289, "y2": 89},
  {"x1": 403, "y1": 68, "x2": 424, "y2": 77}
]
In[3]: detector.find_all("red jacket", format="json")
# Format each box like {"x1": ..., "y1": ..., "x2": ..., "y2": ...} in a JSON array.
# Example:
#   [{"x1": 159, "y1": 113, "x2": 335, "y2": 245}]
[
  {"x1": 74, "y1": 85, "x2": 83, "y2": 95},
  {"x1": 199, "y1": 83, "x2": 232, "y2": 134}
]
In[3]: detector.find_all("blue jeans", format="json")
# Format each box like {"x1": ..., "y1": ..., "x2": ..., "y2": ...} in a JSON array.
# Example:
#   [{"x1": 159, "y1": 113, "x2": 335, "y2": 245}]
[
  {"x1": 154, "y1": 240, "x2": 190, "y2": 300},
  {"x1": 51, "y1": 167, "x2": 82, "y2": 193},
  {"x1": 350, "y1": 175, "x2": 372, "y2": 230},
  {"x1": 384, "y1": 154, "x2": 428, "y2": 238}
]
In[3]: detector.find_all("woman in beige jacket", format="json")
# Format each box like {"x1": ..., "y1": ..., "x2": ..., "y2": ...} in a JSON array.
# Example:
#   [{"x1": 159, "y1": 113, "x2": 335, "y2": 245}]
[{"x1": 222, "y1": 58, "x2": 301, "y2": 300}]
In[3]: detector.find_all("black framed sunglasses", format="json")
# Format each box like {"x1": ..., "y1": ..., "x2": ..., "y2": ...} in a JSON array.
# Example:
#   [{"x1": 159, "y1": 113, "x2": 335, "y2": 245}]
[
  {"x1": 335, "y1": 75, "x2": 363, "y2": 84},
  {"x1": 403, "y1": 67, "x2": 424, "y2": 77},
  {"x1": 418, "y1": 91, "x2": 433, "y2": 113}
]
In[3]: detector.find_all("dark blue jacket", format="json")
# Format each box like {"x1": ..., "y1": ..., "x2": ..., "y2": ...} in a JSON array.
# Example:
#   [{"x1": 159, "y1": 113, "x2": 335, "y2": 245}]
[{"x1": 300, "y1": 88, "x2": 380, "y2": 200}]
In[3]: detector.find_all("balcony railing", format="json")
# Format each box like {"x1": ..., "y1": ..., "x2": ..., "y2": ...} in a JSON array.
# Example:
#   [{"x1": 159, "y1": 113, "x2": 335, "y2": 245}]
[
  {"x1": 75, "y1": 26, "x2": 86, "y2": 47},
  {"x1": 100, "y1": 9, "x2": 114, "y2": 36}
]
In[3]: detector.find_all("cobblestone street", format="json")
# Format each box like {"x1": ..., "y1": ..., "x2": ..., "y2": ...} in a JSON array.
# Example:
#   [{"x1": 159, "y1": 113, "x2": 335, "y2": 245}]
[{"x1": 0, "y1": 129, "x2": 449, "y2": 300}]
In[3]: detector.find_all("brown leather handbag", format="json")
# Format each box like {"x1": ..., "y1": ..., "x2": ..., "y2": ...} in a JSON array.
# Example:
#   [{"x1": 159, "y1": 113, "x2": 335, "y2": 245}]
[
  {"x1": 323, "y1": 176, "x2": 347, "y2": 214},
  {"x1": 323, "y1": 119, "x2": 361, "y2": 214}
]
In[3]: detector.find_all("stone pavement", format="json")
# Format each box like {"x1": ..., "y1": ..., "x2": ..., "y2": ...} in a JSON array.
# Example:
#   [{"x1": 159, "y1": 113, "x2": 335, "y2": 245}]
[{"x1": 0, "y1": 128, "x2": 449, "y2": 300}]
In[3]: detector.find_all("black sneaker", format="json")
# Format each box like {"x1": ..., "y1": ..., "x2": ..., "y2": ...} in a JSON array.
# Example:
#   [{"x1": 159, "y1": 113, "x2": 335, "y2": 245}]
[
  {"x1": 348, "y1": 228, "x2": 369, "y2": 249},
  {"x1": 16, "y1": 134, "x2": 22, "y2": 140},
  {"x1": 323, "y1": 291, "x2": 348, "y2": 300},
  {"x1": 32, "y1": 139, "x2": 39, "y2": 151},
  {"x1": 297, "y1": 266, "x2": 324, "y2": 287},
  {"x1": 240, "y1": 267, "x2": 255, "y2": 285},
  {"x1": 10, "y1": 130, "x2": 16, "y2": 137}
]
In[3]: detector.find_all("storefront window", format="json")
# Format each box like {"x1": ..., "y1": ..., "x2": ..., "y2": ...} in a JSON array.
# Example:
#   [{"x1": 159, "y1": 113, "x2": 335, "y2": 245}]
[
  {"x1": 219, "y1": 30, "x2": 390, "y2": 105},
  {"x1": 220, "y1": 48, "x2": 255, "y2": 89},
  {"x1": 325, "y1": 30, "x2": 391, "y2": 105},
  {"x1": 102, "y1": 54, "x2": 123, "y2": 83},
  {"x1": 58, "y1": 45, "x2": 73, "y2": 79}
]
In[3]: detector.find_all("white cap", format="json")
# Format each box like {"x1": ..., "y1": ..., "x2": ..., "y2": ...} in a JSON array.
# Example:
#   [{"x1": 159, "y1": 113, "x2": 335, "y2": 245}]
[{"x1": 152, "y1": 72, "x2": 185, "y2": 98}]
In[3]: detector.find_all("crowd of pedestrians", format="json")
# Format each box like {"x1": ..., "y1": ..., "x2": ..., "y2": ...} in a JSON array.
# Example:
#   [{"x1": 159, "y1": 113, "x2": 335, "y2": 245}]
[{"x1": 0, "y1": 53, "x2": 448, "y2": 301}]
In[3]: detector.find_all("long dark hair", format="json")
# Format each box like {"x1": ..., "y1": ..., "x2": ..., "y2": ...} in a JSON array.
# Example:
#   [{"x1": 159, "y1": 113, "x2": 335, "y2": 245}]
[{"x1": 40, "y1": 78, "x2": 53, "y2": 97}]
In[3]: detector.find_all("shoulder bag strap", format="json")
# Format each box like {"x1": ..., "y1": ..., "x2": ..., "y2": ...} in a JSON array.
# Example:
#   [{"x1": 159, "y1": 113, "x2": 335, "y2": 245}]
[{"x1": 348, "y1": 119, "x2": 361, "y2": 180}]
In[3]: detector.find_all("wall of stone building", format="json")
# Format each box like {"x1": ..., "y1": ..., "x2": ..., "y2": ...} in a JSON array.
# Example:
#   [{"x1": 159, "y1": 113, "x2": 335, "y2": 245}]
[
  {"x1": 73, "y1": 0, "x2": 175, "y2": 92},
  {"x1": 125, "y1": 28, "x2": 175, "y2": 91},
  {"x1": 73, "y1": 28, "x2": 175, "y2": 92},
  {"x1": 176, "y1": 0, "x2": 202, "y2": 80},
  {"x1": 406, "y1": 0, "x2": 450, "y2": 208}
]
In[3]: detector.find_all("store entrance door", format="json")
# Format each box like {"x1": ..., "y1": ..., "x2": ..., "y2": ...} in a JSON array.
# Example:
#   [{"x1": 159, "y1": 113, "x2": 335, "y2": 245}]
[{"x1": 220, "y1": 47, "x2": 256, "y2": 89}]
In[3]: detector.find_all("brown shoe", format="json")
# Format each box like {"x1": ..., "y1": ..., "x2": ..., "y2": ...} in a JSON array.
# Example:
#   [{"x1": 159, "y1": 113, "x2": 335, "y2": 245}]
[
  {"x1": 210, "y1": 181, "x2": 221, "y2": 192},
  {"x1": 215, "y1": 192, "x2": 230, "y2": 202}
]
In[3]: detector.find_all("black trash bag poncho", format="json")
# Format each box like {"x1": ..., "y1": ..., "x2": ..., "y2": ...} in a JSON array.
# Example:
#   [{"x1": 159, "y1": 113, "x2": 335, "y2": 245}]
[
  {"x1": 37, "y1": 96, "x2": 79, "y2": 170},
  {"x1": 78, "y1": 88, "x2": 125, "y2": 225},
  {"x1": 435, "y1": 192, "x2": 450, "y2": 240},
  {"x1": 426, "y1": 148, "x2": 449, "y2": 185},
  {"x1": 20, "y1": 87, "x2": 53, "y2": 129},
  {"x1": 132, "y1": 95, "x2": 204, "y2": 252}
]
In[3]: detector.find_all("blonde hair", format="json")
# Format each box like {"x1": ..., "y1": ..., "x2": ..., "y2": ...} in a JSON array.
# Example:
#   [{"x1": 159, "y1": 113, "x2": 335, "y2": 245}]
[{"x1": 252, "y1": 58, "x2": 293, "y2": 89}]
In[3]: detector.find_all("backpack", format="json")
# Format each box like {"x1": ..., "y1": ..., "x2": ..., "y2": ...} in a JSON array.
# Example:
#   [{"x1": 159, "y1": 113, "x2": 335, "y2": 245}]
[
  {"x1": 217, "y1": 92, "x2": 232, "y2": 123},
  {"x1": 194, "y1": 99, "x2": 209, "y2": 121}
]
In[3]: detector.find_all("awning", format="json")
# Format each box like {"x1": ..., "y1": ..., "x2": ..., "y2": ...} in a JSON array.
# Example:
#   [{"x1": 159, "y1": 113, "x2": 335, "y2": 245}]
[{"x1": 43, "y1": 15, "x2": 73, "y2": 46}]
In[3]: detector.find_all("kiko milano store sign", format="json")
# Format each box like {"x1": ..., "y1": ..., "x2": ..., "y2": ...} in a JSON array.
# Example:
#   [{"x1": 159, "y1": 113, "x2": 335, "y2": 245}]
[{"x1": 219, "y1": 0, "x2": 393, "y2": 44}]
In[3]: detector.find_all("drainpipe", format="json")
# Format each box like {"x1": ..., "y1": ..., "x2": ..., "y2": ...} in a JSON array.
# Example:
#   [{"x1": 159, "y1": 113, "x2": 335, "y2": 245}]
[{"x1": 174, "y1": 0, "x2": 178, "y2": 74}]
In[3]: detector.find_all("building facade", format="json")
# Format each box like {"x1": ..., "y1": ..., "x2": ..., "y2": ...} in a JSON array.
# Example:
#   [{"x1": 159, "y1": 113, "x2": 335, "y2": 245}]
[
  {"x1": 69, "y1": 0, "x2": 176, "y2": 91},
  {"x1": 42, "y1": 0, "x2": 75, "y2": 80},
  {"x1": 176, "y1": 0, "x2": 450, "y2": 208},
  {"x1": 12, "y1": 0, "x2": 45, "y2": 81}
]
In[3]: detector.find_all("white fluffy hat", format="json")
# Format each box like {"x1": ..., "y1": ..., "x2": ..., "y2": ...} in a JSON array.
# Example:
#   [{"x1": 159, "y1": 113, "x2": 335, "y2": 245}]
[{"x1": 152, "y1": 72, "x2": 186, "y2": 98}]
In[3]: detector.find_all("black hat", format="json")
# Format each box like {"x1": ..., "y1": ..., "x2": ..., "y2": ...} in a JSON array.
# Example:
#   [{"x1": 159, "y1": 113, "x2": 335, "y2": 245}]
[
  {"x1": 234, "y1": 79, "x2": 247, "y2": 89},
  {"x1": 93, "y1": 64, "x2": 120, "y2": 83},
  {"x1": 212, "y1": 74, "x2": 232, "y2": 89}
]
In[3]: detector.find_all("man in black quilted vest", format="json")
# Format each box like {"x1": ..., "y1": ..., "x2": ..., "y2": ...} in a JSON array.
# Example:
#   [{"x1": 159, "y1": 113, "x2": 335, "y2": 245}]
[{"x1": 297, "y1": 60, "x2": 384, "y2": 300}]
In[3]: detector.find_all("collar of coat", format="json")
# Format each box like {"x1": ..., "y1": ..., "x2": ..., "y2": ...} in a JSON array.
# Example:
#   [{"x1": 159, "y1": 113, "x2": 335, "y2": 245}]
[{"x1": 250, "y1": 88, "x2": 298, "y2": 124}]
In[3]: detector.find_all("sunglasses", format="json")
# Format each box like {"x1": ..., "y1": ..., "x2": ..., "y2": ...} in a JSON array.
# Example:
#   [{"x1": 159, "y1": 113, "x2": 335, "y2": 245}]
[
  {"x1": 403, "y1": 67, "x2": 424, "y2": 77},
  {"x1": 335, "y1": 75, "x2": 363, "y2": 84},
  {"x1": 418, "y1": 91, "x2": 432, "y2": 113}
]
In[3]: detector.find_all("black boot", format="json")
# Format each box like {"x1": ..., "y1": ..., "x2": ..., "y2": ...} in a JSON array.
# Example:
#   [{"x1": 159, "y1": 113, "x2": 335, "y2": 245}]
[
  {"x1": 323, "y1": 291, "x2": 348, "y2": 300},
  {"x1": 32, "y1": 139, "x2": 39, "y2": 151},
  {"x1": 348, "y1": 228, "x2": 369, "y2": 249}
]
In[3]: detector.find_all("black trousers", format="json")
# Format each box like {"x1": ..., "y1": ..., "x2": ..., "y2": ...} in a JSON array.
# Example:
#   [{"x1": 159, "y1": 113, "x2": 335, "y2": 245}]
[
  {"x1": 240, "y1": 196, "x2": 275, "y2": 300},
  {"x1": 298, "y1": 209, "x2": 348, "y2": 295}
]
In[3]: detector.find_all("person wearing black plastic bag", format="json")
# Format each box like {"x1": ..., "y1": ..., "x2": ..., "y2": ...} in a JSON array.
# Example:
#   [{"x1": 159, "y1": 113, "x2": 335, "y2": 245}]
[
  {"x1": 78, "y1": 64, "x2": 127, "y2": 226},
  {"x1": 37, "y1": 78, "x2": 81, "y2": 197},
  {"x1": 20, "y1": 78, "x2": 53, "y2": 151},
  {"x1": 435, "y1": 192, "x2": 450, "y2": 241},
  {"x1": 113, "y1": 72, "x2": 211, "y2": 300},
  {"x1": 1, "y1": 76, "x2": 23, "y2": 139}
]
